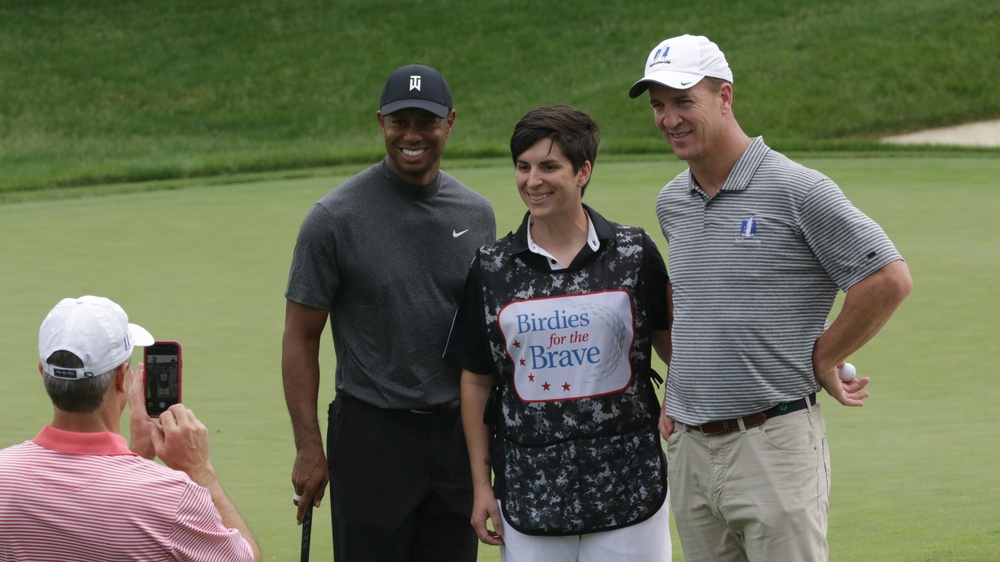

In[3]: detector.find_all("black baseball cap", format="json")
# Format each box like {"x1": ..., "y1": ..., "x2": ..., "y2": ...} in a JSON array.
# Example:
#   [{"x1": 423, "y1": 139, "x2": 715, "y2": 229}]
[{"x1": 380, "y1": 64, "x2": 453, "y2": 118}]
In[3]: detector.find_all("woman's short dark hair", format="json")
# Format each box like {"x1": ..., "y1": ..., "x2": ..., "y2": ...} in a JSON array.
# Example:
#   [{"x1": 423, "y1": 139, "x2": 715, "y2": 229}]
[{"x1": 510, "y1": 104, "x2": 600, "y2": 194}]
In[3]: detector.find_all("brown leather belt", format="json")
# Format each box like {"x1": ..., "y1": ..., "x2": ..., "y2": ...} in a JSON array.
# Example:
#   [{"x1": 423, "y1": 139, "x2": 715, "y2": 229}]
[{"x1": 691, "y1": 393, "x2": 817, "y2": 436}]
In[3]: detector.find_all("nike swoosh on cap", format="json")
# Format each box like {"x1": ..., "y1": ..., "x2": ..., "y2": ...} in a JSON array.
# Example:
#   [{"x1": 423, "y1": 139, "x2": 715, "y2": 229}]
[{"x1": 453, "y1": 229, "x2": 470, "y2": 238}]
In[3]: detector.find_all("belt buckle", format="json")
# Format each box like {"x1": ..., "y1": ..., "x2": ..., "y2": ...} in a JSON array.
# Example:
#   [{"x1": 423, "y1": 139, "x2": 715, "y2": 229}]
[{"x1": 698, "y1": 419, "x2": 732, "y2": 436}]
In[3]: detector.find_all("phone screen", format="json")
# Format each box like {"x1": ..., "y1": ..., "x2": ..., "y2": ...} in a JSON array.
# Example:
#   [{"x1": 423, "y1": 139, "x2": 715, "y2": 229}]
[{"x1": 144, "y1": 341, "x2": 182, "y2": 417}]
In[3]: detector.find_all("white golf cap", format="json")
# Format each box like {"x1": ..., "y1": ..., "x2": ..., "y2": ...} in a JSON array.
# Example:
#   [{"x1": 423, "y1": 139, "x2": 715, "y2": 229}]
[
  {"x1": 629, "y1": 34, "x2": 733, "y2": 98},
  {"x1": 38, "y1": 296, "x2": 154, "y2": 380}
]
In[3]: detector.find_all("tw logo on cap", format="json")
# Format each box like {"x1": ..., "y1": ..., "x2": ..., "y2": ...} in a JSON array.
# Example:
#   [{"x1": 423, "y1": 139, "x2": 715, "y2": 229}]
[{"x1": 409, "y1": 75, "x2": 421, "y2": 91}]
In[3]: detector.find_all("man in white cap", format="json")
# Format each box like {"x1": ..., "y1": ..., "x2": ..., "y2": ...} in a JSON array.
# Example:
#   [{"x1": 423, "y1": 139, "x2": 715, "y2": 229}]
[
  {"x1": 629, "y1": 35, "x2": 912, "y2": 561},
  {"x1": 283, "y1": 63, "x2": 495, "y2": 561},
  {"x1": 0, "y1": 295, "x2": 260, "y2": 561}
]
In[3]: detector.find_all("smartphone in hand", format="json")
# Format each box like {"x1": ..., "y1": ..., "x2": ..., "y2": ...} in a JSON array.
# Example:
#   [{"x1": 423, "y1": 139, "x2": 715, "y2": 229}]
[{"x1": 144, "y1": 341, "x2": 182, "y2": 417}]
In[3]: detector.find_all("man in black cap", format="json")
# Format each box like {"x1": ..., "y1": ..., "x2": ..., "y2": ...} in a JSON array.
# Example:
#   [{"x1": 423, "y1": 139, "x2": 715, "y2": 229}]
[{"x1": 282, "y1": 64, "x2": 496, "y2": 561}]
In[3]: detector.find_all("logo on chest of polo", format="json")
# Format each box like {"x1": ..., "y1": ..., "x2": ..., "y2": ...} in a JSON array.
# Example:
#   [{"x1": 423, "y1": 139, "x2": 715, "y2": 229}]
[
  {"x1": 499, "y1": 291, "x2": 634, "y2": 402},
  {"x1": 735, "y1": 215, "x2": 762, "y2": 244}
]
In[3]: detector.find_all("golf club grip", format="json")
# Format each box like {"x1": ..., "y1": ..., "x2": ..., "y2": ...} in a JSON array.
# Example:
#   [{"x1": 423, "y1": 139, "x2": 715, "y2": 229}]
[{"x1": 300, "y1": 503, "x2": 313, "y2": 562}]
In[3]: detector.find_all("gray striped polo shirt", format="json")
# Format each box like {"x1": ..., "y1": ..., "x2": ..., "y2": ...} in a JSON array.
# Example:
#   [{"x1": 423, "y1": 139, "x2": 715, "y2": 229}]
[{"x1": 656, "y1": 137, "x2": 902, "y2": 425}]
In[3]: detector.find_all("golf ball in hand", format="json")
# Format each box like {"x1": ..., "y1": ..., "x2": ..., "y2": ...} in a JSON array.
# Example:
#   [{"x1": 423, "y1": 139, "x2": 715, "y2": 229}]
[{"x1": 838, "y1": 362, "x2": 857, "y2": 382}]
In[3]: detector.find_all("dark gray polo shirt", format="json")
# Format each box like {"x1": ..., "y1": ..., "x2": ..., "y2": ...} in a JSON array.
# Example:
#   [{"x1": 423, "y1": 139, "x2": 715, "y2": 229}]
[{"x1": 286, "y1": 159, "x2": 496, "y2": 409}]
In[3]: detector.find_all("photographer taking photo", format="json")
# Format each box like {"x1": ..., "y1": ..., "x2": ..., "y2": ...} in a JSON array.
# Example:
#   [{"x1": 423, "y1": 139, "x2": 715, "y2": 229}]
[{"x1": 0, "y1": 295, "x2": 261, "y2": 562}]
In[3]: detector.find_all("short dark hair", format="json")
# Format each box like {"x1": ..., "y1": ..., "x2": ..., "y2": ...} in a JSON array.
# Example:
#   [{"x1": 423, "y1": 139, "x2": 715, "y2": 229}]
[
  {"x1": 510, "y1": 104, "x2": 600, "y2": 194},
  {"x1": 43, "y1": 350, "x2": 115, "y2": 413}
]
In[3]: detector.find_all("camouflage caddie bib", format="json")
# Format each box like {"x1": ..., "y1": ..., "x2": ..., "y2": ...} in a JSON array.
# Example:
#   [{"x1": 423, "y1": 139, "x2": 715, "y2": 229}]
[{"x1": 477, "y1": 224, "x2": 667, "y2": 535}]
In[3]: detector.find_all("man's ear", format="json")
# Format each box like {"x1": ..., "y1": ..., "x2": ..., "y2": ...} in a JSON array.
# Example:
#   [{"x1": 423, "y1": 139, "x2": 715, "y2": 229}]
[
  {"x1": 445, "y1": 109, "x2": 456, "y2": 135},
  {"x1": 719, "y1": 81, "x2": 734, "y2": 114},
  {"x1": 115, "y1": 362, "x2": 129, "y2": 393}
]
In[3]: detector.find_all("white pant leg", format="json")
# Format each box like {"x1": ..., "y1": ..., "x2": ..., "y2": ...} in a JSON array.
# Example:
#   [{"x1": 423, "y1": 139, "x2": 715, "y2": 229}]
[
  {"x1": 499, "y1": 491, "x2": 672, "y2": 562},
  {"x1": 498, "y1": 500, "x2": 580, "y2": 562},
  {"x1": 579, "y1": 489, "x2": 672, "y2": 562}
]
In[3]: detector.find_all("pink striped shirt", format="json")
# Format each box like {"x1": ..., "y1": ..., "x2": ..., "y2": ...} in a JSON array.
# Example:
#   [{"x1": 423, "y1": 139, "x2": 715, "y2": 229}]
[{"x1": 0, "y1": 426, "x2": 254, "y2": 561}]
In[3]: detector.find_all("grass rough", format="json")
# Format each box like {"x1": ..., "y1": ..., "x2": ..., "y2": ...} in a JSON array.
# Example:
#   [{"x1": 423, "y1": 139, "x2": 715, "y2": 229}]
[{"x1": 0, "y1": 0, "x2": 997, "y2": 191}]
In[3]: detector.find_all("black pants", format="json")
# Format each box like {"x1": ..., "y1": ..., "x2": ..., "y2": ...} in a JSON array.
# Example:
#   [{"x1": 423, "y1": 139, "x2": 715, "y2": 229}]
[{"x1": 327, "y1": 394, "x2": 477, "y2": 562}]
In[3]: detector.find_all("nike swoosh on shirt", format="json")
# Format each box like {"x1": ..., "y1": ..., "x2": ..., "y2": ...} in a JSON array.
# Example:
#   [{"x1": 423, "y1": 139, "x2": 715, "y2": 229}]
[{"x1": 453, "y1": 229, "x2": 470, "y2": 238}]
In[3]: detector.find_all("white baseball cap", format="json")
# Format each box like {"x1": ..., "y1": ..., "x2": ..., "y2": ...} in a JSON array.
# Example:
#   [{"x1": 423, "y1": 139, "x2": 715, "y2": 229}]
[
  {"x1": 628, "y1": 34, "x2": 733, "y2": 98},
  {"x1": 38, "y1": 296, "x2": 154, "y2": 380}
]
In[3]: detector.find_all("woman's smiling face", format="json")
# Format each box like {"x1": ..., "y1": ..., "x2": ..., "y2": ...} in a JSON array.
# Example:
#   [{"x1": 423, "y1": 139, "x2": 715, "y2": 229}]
[{"x1": 515, "y1": 138, "x2": 590, "y2": 221}]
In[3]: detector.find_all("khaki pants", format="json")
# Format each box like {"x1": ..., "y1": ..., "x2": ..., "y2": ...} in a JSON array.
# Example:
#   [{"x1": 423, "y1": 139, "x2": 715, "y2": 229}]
[{"x1": 667, "y1": 403, "x2": 830, "y2": 562}]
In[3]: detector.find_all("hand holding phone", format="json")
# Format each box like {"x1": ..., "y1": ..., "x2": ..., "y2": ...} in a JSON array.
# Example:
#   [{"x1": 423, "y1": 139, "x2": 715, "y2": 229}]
[{"x1": 144, "y1": 341, "x2": 182, "y2": 417}]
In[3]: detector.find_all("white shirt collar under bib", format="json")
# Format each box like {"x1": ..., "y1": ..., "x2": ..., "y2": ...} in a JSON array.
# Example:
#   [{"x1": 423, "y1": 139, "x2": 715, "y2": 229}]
[{"x1": 526, "y1": 214, "x2": 600, "y2": 271}]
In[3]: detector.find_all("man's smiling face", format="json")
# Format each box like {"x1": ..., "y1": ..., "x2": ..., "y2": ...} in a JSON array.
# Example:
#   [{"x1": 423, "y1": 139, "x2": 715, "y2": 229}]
[{"x1": 378, "y1": 107, "x2": 455, "y2": 186}]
